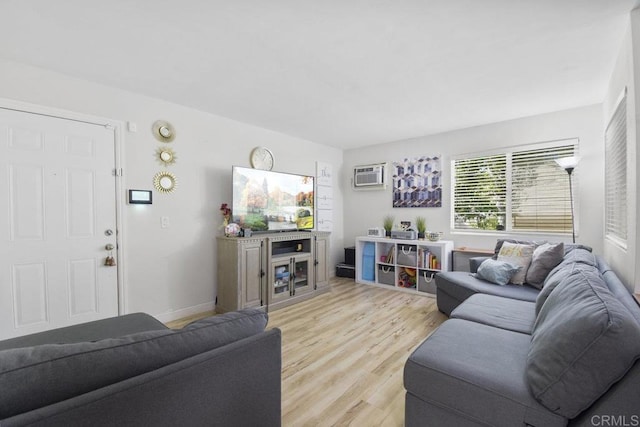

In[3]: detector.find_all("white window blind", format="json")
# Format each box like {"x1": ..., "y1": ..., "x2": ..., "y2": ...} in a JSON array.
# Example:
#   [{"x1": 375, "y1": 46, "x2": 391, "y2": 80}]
[
  {"x1": 511, "y1": 145, "x2": 575, "y2": 232},
  {"x1": 605, "y1": 92, "x2": 627, "y2": 244},
  {"x1": 453, "y1": 140, "x2": 577, "y2": 233},
  {"x1": 453, "y1": 154, "x2": 506, "y2": 230}
]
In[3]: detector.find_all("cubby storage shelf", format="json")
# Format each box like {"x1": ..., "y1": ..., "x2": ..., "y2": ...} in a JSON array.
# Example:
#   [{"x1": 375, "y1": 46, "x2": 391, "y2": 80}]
[{"x1": 355, "y1": 236, "x2": 453, "y2": 296}]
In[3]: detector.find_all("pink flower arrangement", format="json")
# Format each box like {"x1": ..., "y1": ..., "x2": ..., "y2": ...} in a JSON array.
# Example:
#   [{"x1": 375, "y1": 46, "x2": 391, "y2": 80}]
[{"x1": 220, "y1": 203, "x2": 231, "y2": 224}]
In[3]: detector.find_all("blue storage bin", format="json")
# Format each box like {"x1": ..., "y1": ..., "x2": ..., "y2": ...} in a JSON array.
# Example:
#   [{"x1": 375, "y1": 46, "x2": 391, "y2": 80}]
[{"x1": 362, "y1": 242, "x2": 375, "y2": 281}]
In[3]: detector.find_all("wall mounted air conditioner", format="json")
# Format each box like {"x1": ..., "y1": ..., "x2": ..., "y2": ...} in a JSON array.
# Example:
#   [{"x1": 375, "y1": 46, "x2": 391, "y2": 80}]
[{"x1": 353, "y1": 163, "x2": 386, "y2": 188}]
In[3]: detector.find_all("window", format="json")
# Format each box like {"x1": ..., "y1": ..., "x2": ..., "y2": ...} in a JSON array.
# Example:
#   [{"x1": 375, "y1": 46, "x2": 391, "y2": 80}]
[
  {"x1": 453, "y1": 154, "x2": 506, "y2": 230},
  {"x1": 453, "y1": 140, "x2": 577, "y2": 234},
  {"x1": 605, "y1": 91, "x2": 627, "y2": 245}
]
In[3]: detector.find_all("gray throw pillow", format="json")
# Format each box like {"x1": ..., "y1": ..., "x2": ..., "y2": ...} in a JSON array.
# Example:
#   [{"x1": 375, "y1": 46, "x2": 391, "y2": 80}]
[
  {"x1": 525, "y1": 242, "x2": 564, "y2": 289},
  {"x1": 527, "y1": 269, "x2": 640, "y2": 418},
  {"x1": 474, "y1": 258, "x2": 521, "y2": 286}
]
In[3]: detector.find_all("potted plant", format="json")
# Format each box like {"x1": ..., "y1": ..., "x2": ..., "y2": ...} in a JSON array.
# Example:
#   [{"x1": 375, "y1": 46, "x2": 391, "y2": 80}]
[
  {"x1": 383, "y1": 215, "x2": 395, "y2": 237},
  {"x1": 415, "y1": 216, "x2": 426, "y2": 239}
]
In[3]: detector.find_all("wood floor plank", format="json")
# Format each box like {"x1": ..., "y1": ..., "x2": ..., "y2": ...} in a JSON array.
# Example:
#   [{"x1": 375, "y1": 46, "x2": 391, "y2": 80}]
[
  {"x1": 269, "y1": 277, "x2": 447, "y2": 426},
  {"x1": 166, "y1": 278, "x2": 447, "y2": 426}
]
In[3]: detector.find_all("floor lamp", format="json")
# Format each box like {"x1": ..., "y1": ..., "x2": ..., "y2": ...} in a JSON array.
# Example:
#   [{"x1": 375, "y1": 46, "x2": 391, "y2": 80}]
[{"x1": 555, "y1": 156, "x2": 580, "y2": 243}]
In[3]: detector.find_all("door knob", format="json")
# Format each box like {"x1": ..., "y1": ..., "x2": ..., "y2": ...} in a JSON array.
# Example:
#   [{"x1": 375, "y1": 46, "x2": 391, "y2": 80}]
[{"x1": 105, "y1": 244, "x2": 114, "y2": 251}]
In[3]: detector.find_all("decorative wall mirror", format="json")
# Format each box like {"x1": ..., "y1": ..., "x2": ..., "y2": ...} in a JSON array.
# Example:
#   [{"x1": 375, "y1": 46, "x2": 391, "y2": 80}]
[
  {"x1": 156, "y1": 147, "x2": 177, "y2": 166},
  {"x1": 153, "y1": 171, "x2": 177, "y2": 193},
  {"x1": 152, "y1": 120, "x2": 176, "y2": 142}
]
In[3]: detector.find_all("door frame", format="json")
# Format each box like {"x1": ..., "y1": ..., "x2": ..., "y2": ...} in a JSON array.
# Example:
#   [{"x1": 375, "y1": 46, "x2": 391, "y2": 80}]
[{"x1": 0, "y1": 97, "x2": 127, "y2": 315}]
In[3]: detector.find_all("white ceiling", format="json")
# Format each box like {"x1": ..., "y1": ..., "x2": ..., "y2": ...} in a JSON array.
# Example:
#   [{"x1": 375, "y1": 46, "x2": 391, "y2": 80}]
[{"x1": 0, "y1": 1, "x2": 638, "y2": 150}]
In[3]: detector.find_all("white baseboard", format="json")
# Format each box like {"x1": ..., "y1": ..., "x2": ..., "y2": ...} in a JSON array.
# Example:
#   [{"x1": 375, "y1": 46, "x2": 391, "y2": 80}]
[{"x1": 153, "y1": 301, "x2": 215, "y2": 324}]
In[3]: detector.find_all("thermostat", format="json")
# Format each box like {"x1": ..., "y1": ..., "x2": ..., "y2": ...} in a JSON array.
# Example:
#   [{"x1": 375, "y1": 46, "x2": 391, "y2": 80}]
[{"x1": 128, "y1": 189, "x2": 153, "y2": 205}]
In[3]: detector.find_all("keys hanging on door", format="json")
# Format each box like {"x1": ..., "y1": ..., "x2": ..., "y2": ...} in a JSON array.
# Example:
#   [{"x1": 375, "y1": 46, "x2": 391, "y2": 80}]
[{"x1": 104, "y1": 243, "x2": 116, "y2": 267}]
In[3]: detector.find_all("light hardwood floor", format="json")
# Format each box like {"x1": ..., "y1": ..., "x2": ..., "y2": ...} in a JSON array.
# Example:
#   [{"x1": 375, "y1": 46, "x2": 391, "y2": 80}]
[{"x1": 167, "y1": 278, "x2": 447, "y2": 426}]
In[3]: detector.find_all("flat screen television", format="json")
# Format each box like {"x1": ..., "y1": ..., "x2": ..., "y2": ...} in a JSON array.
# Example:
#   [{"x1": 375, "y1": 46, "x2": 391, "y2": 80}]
[{"x1": 231, "y1": 166, "x2": 314, "y2": 232}]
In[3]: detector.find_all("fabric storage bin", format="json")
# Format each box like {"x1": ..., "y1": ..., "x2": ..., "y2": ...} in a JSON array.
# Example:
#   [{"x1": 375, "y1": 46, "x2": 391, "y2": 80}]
[
  {"x1": 378, "y1": 265, "x2": 396, "y2": 285},
  {"x1": 397, "y1": 244, "x2": 417, "y2": 266},
  {"x1": 417, "y1": 270, "x2": 437, "y2": 294},
  {"x1": 336, "y1": 263, "x2": 355, "y2": 278}
]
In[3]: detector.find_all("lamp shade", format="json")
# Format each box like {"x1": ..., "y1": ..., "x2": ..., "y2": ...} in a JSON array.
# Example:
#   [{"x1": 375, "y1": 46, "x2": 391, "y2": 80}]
[{"x1": 555, "y1": 156, "x2": 580, "y2": 170}]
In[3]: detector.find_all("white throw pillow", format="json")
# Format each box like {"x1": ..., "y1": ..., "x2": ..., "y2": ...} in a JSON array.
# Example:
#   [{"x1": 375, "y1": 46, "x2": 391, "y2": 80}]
[{"x1": 497, "y1": 241, "x2": 534, "y2": 285}]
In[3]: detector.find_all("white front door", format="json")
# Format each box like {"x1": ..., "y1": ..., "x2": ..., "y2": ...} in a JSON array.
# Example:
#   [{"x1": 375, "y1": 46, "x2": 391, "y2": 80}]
[{"x1": 0, "y1": 107, "x2": 119, "y2": 340}]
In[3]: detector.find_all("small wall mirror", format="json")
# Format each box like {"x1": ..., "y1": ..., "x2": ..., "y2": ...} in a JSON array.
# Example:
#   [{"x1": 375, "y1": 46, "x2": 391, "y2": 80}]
[
  {"x1": 152, "y1": 120, "x2": 176, "y2": 142},
  {"x1": 156, "y1": 147, "x2": 177, "y2": 166},
  {"x1": 159, "y1": 126, "x2": 172, "y2": 139},
  {"x1": 153, "y1": 171, "x2": 177, "y2": 193}
]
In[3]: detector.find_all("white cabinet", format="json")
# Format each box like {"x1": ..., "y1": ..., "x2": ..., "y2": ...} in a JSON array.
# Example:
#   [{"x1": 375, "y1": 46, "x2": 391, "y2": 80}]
[
  {"x1": 216, "y1": 237, "x2": 266, "y2": 313},
  {"x1": 355, "y1": 236, "x2": 453, "y2": 295},
  {"x1": 217, "y1": 231, "x2": 330, "y2": 312},
  {"x1": 314, "y1": 232, "x2": 330, "y2": 291},
  {"x1": 267, "y1": 234, "x2": 314, "y2": 310}
]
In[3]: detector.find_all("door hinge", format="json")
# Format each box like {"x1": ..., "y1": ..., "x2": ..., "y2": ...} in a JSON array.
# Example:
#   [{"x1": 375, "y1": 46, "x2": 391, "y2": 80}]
[{"x1": 113, "y1": 168, "x2": 123, "y2": 177}]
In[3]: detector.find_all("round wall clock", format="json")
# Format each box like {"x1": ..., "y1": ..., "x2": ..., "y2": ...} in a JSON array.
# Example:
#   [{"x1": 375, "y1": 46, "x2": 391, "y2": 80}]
[{"x1": 250, "y1": 146, "x2": 274, "y2": 170}]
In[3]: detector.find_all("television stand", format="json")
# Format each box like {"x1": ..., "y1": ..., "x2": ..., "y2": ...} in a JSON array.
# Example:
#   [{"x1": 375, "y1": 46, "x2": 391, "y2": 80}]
[{"x1": 216, "y1": 231, "x2": 330, "y2": 312}]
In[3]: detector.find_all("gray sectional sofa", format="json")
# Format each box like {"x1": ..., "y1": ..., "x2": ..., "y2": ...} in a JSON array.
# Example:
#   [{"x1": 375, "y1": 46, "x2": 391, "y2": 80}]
[
  {"x1": 404, "y1": 243, "x2": 640, "y2": 427},
  {"x1": 0, "y1": 308, "x2": 281, "y2": 427}
]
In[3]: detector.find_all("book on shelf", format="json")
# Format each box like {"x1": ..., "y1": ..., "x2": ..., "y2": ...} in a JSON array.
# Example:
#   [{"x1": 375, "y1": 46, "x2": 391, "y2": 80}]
[{"x1": 418, "y1": 248, "x2": 440, "y2": 270}]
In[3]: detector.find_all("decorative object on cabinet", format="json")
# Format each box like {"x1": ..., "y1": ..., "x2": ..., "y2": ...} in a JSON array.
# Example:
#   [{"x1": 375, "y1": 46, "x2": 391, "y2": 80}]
[
  {"x1": 152, "y1": 120, "x2": 176, "y2": 142},
  {"x1": 415, "y1": 216, "x2": 426, "y2": 239},
  {"x1": 392, "y1": 155, "x2": 442, "y2": 207},
  {"x1": 224, "y1": 222, "x2": 241, "y2": 237},
  {"x1": 383, "y1": 215, "x2": 394, "y2": 237},
  {"x1": 153, "y1": 171, "x2": 177, "y2": 193},
  {"x1": 426, "y1": 231, "x2": 443, "y2": 242},
  {"x1": 249, "y1": 146, "x2": 274, "y2": 170},
  {"x1": 355, "y1": 236, "x2": 453, "y2": 295},
  {"x1": 367, "y1": 227, "x2": 385, "y2": 237},
  {"x1": 220, "y1": 203, "x2": 231, "y2": 227},
  {"x1": 156, "y1": 147, "x2": 177, "y2": 166},
  {"x1": 391, "y1": 229, "x2": 418, "y2": 240}
]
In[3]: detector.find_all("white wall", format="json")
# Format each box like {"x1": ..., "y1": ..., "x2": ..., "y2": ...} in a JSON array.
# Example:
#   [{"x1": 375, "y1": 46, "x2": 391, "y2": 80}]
[
  {"x1": 343, "y1": 104, "x2": 605, "y2": 255},
  {"x1": 0, "y1": 59, "x2": 344, "y2": 322},
  {"x1": 603, "y1": 9, "x2": 640, "y2": 293}
]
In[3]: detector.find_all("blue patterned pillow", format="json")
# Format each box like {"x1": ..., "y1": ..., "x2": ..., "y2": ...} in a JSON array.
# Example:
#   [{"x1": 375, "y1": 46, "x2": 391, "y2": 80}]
[{"x1": 475, "y1": 258, "x2": 521, "y2": 286}]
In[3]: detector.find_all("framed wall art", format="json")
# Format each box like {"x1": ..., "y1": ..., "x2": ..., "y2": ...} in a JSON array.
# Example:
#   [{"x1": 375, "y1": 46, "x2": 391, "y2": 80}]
[{"x1": 392, "y1": 155, "x2": 442, "y2": 207}]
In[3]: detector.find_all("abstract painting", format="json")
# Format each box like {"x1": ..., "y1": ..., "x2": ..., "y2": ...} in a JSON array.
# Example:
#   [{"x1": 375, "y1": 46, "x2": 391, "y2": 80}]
[{"x1": 392, "y1": 155, "x2": 442, "y2": 207}]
